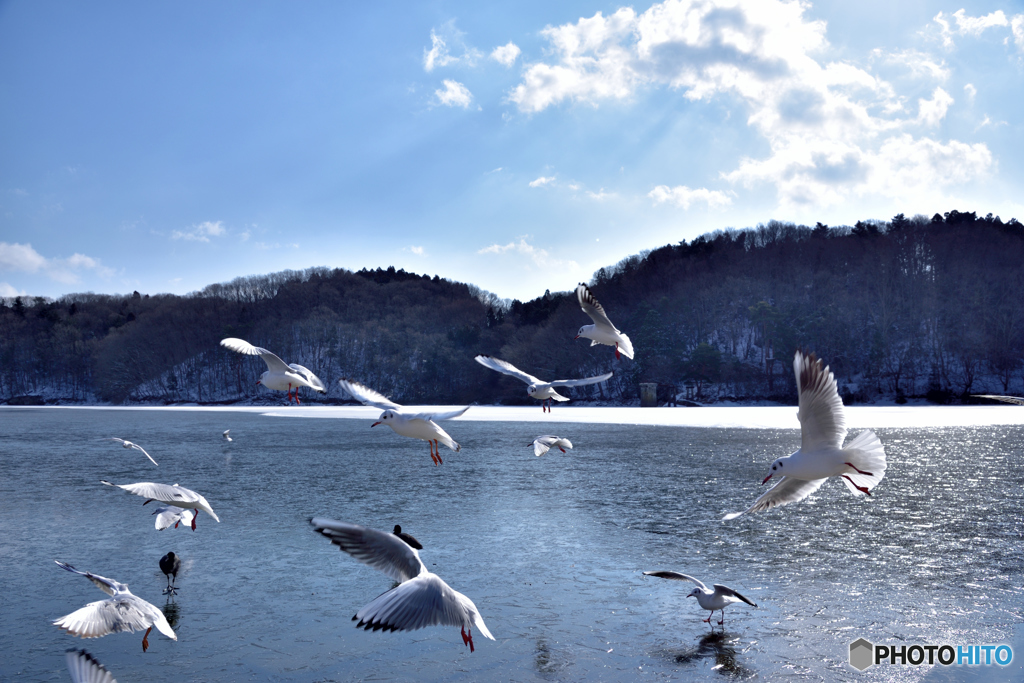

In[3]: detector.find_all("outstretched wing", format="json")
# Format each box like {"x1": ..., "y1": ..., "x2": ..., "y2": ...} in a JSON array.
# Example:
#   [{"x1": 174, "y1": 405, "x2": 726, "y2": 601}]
[
  {"x1": 129, "y1": 443, "x2": 158, "y2": 466},
  {"x1": 101, "y1": 481, "x2": 201, "y2": 506},
  {"x1": 338, "y1": 378, "x2": 401, "y2": 410},
  {"x1": 408, "y1": 406, "x2": 470, "y2": 421},
  {"x1": 220, "y1": 338, "x2": 291, "y2": 373},
  {"x1": 549, "y1": 372, "x2": 613, "y2": 387},
  {"x1": 288, "y1": 364, "x2": 326, "y2": 391},
  {"x1": 152, "y1": 506, "x2": 194, "y2": 531},
  {"x1": 55, "y1": 561, "x2": 125, "y2": 596},
  {"x1": 972, "y1": 394, "x2": 1024, "y2": 405},
  {"x1": 353, "y1": 573, "x2": 469, "y2": 633},
  {"x1": 54, "y1": 597, "x2": 172, "y2": 640},
  {"x1": 722, "y1": 476, "x2": 827, "y2": 520},
  {"x1": 713, "y1": 584, "x2": 757, "y2": 607},
  {"x1": 65, "y1": 649, "x2": 118, "y2": 683},
  {"x1": 576, "y1": 283, "x2": 618, "y2": 331},
  {"x1": 474, "y1": 355, "x2": 543, "y2": 385},
  {"x1": 795, "y1": 350, "x2": 846, "y2": 451},
  {"x1": 310, "y1": 518, "x2": 424, "y2": 583},
  {"x1": 643, "y1": 571, "x2": 708, "y2": 591}
]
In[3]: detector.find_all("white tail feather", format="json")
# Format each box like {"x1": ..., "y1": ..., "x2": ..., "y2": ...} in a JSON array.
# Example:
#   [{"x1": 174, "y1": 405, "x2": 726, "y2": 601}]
[{"x1": 840, "y1": 430, "x2": 887, "y2": 494}]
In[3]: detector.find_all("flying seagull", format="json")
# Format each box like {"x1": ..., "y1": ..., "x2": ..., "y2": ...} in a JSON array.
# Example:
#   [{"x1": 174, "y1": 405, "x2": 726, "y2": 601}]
[
  {"x1": 222, "y1": 429, "x2": 232, "y2": 442},
  {"x1": 531, "y1": 435, "x2": 573, "y2": 457},
  {"x1": 102, "y1": 480, "x2": 220, "y2": 529},
  {"x1": 338, "y1": 378, "x2": 468, "y2": 466},
  {"x1": 309, "y1": 518, "x2": 494, "y2": 652},
  {"x1": 971, "y1": 394, "x2": 1024, "y2": 405},
  {"x1": 723, "y1": 350, "x2": 887, "y2": 520},
  {"x1": 643, "y1": 571, "x2": 756, "y2": 626},
  {"x1": 220, "y1": 337, "x2": 326, "y2": 404},
  {"x1": 53, "y1": 561, "x2": 177, "y2": 652},
  {"x1": 474, "y1": 355, "x2": 612, "y2": 412},
  {"x1": 575, "y1": 283, "x2": 634, "y2": 360},
  {"x1": 106, "y1": 438, "x2": 158, "y2": 466},
  {"x1": 151, "y1": 506, "x2": 195, "y2": 531}
]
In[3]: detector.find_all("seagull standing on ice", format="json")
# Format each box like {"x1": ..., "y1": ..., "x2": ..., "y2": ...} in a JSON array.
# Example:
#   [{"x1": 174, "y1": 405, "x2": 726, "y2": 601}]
[
  {"x1": 220, "y1": 337, "x2": 326, "y2": 404},
  {"x1": 723, "y1": 350, "x2": 887, "y2": 520},
  {"x1": 101, "y1": 480, "x2": 220, "y2": 529},
  {"x1": 106, "y1": 438, "x2": 158, "y2": 466},
  {"x1": 338, "y1": 378, "x2": 468, "y2": 466},
  {"x1": 53, "y1": 561, "x2": 177, "y2": 652},
  {"x1": 531, "y1": 435, "x2": 573, "y2": 457},
  {"x1": 643, "y1": 571, "x2": 756, "y2": 627},
  {"x1": 474, "y1": 355, "x2": 612, "y2": 412},
  {"x1": 309, "y1": 518, "x2": 494, "y2": 652},
  {"x1": 575, "y1": 284, "x2": 634, "y2": 360}
]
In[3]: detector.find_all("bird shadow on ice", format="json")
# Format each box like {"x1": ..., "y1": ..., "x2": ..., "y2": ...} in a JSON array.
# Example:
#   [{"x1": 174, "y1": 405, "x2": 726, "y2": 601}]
[{"x1": 657, "y1": 631, "x2": 755, "y2": 677}]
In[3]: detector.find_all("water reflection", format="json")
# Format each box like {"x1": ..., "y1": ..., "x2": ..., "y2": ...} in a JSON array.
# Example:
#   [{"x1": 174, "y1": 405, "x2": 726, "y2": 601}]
[
  {"x1": 668, "y1": 631, "x2": 755, "y2": 677},
  {"x1": 161, "y1": 600, "x2": 181, "y2": 629}
]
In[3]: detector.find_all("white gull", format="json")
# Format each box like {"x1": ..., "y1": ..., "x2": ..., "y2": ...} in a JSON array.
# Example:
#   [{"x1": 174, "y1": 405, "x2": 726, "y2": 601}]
[
  {"x1": 220, "y1": 337, "x2": 326, "y2": 404},
  {"x1": 474, "y1": 355, "x2": 612, "y2": 412}
]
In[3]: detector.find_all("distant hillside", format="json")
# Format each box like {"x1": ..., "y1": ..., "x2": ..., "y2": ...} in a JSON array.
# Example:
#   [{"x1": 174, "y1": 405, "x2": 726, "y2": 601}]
[{"x1": 2, "y1": 210, "x2": 1022, "y2": 405}]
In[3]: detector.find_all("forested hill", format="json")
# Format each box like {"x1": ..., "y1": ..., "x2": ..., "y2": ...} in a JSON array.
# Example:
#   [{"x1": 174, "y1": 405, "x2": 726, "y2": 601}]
[{"x1": 2, "y1": 210, "x2": 1022, "y2": 406}]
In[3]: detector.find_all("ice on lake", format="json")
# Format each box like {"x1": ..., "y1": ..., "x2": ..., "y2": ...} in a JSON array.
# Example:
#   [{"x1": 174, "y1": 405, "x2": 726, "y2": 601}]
[{"x1": 1, "y1": 405, "x2": 1022, "y2": 681}]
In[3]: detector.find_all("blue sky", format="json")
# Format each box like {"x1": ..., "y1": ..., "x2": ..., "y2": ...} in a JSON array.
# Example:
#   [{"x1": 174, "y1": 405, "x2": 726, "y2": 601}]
[{"x1": 2, "y1": 1, "x2": 1022, "y2": 302}]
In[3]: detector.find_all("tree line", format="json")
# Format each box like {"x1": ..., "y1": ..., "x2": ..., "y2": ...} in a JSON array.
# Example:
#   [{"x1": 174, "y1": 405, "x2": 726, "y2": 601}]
[{"x1": 2, "y1": 210, "x2": 1021, "y2": 405}]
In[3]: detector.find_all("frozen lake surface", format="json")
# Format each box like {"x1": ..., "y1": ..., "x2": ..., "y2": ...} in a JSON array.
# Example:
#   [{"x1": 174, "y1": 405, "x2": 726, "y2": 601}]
[{"x1": 1, "y1": 406, "x2": 1022, "y2": 681}]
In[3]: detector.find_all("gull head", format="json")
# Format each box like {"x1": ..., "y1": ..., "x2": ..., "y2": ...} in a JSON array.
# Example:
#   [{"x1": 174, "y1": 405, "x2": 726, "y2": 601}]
[
  {"x1": 257, "y1": 370, "x2": 270, "y2": 386},
  {"x1": 687, "y1": 588, "x2": 702, "y2": 599},
  {"x1": 575, "y1": 324, "x2": 594, "y2": 341},
  {"x1": 372, "y1": 409, "x2": 398, "y2": 427},
  {"x1": 527, "y1": 385, "x2": 539, "y2": 397},
  {"x1": 763, "y1": 458, "x2": 786, "y2": 484}
]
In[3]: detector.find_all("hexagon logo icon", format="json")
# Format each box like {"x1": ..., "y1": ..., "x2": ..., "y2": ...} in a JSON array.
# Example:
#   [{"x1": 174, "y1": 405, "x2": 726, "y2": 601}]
[{"x1": 849, "y1": 638, "x2": 874, "y2": 671}]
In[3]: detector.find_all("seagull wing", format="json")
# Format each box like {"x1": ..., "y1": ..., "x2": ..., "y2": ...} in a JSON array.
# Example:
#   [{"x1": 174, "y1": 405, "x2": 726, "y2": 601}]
[
  {"x1": 713, "y1": 584, "x2": 757, "y2": 607},
  {"x1": 338, "y1": 378, "x2": 402, "y2": 410},
  {"x1": 409, "y1": 406, "x2": 470, "y2": 421},
  {"x1": 642, "y1": 571, "x2": 708, "y2": 591},
  {"x1": 722, "y1": 476, "x2": 827, "y2": 520},
  {"x1": 532, "y1": 437, "x2": 553, "y2": 457},
  {"x1": 220, "y1": 338, "x2": 291, "y2": 373},
  {"x1": 55, "y1": 561, "x2": 125, "y2": 596},
  {"x1": 129, "y1": 443, "x2": 158, "y2": 466},
  {"x1": 65, "y1": 649, "x2": 118, "y2": 683},
  {"x1": 549, "y1": 372, "x2": 613, "y2": 387},
  {"x1": 576, "y1": 283, "x2": 618, "y2": 331},
  {"x1": 353, "y1": 573, "x2": 490, "y2": 637},
  {"x1": 151, "y1": 507, "x2": 194, "y2": 530},
  {"x1": 795, "y1": 351, "x2": 846, "y2": 451},
  {"x1": 310, "y1": 518, "x2": 425, "y2": 583},
  {"x1": 288, "y1": 364, "x2": 326, "y2": 391},
  {"x1": 474, "y1": 355, "x2": 543, "y2": 385},
  {"x1": 54, "y1": 595, "x2": 175, "y2": 640},
  {"x1": 101, "y1": 481, "x2": 201, "y2": 506},
  {"x1": 972, "y1": 394, "x2": 1024, "y2": 405}
]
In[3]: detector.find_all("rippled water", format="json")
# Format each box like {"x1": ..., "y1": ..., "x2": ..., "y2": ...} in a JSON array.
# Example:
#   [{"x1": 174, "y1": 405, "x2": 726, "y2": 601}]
[{"x1": 1, "y1": 407, "x2": 1022, "y2": 682}]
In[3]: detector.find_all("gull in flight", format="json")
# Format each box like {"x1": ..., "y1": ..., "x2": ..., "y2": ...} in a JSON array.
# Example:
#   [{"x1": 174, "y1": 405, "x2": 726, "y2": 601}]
[
  {"x1": 53, "y1": 561, "x2": 177, "y2": 652},
  {"x1": 723, "y1": 350, "x2": 887, "y2": 520},
  {"x1": 474, "y1": 355, "x2": 612, "y2": 412},
  {"x1": 65, "y1": 649, "x2": 117, "y2": 683},
  {"x1": 309, "y1": 518, "x2": 494, "y2": 652},
  {"x1": 972, "y1": 394, "x2": 1024, "y2": 405},
  {"x1": 102, "y1": 480, "x2": 220, "y2": 529},
  {"x1": 393, "y1": 524, "x2": 423, "y2": 550},
  {"x1": 159, "y1": 552, "x2": 181, "y2": 595},
  {"x1": 338, "y1": 378, "x2": 468, "y2": 466},
  {"x1": 106, "y1": 438, "x2": 158, "y2": 466},
  {"x1": 151, "y1": 506, "x2": 195, "y2": 531},
  {"x1": 531, "y1": 435, "x2": 573, "y2": 457},
  {"x1": 222, "y1": 429, "x2": 232, "y2": 442},
  {"x1": 643, "y1": 571, "x2": 756, "y2": 627},
  {"x1": 220, "y1": 337, "x2": 326, "y2": 404},
  {"x1": 575, "y1": 283, "x2": 634, "y2": 360}
]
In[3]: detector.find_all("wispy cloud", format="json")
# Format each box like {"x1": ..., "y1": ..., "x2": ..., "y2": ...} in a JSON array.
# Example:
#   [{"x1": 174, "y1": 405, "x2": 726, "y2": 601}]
[
  {"x1": 404, "y1": 245, "x2": 426, "y2": 256},
  {"x1": 478, "y1": 238, "x2": 579, "y2": 270},
  {"x1": 529, "y1": 176, "x2": 555, "y2": 188},
  {"x1": 423, "y1": 24, "x2": 481, "y2": 72},
  {"x1": 0, "y1": 282, "x2": 26, "y2": 297},
  {"x1": 0, "y1": 242, "x2": 114, "y2": 284},
  {"x1": 490, "y1": 42, "x2": 521, "y2": 67},
  {"x1": 172, "y1": 220, "x2": 226, "y2": 243},
  {"x1": 434, "y1": 80, "x2": 473, "y2": 108},
  {"x1": 648, "y1": 185, "x2": 732, "y2": 210}
]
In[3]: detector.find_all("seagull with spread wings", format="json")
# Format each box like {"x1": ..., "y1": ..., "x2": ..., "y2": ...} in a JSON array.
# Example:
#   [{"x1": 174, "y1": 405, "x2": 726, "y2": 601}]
[
  {"x1": 105, "y1": 438, "x2": 158, "y2": 466},
  {"x1": 530, "y1": 435, "x2": 573, "y2": 457},
  {"x1": 309, "y1": 518, "x2": 494, "y2": 652},
  {"x1": 575, "y1": 283, "x2": 634, "y2": 360},
  {"x1": 338, "y1": 378, "x2": 468, "y2": 466},
  {"x1": 474, "y1": 355, "x2": 612, "y2": 412},
  {"x1": 220, "y1": 337, "x2": 326, "y2": 404},
  {"x1": 972, "y1": 394, "x2": 1024, "y2": 405},
  {"x1": 723, "y1": 350, "x2": 887, "y2": 520},
  {"x1": 101, "y1": 480, "x2": 220, "y2": 529},
  {"x1": 53, "y1": 561, "x2": 177, "y2": 652},
  {"x1": 643, "y1": 571, "x2": 756, "y2": 627}
]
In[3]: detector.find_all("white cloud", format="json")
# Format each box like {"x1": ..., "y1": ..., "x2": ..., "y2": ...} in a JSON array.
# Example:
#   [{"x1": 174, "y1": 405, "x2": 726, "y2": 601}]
[
  {"x1": 423, "y1": 26, "x2": 482, "y2": 72},
  {"x1": 1013, "y1": 15, "x2": 1024, "y2": 50},
  {"x1": 491, "y1": 42, "x2": 521, "y2": 67},
  {"x1": 585, "y1": 189, "x2": 615, "y2": 201},
  {"x1": 405, "y1": 246, "x2": 426, "y2": 256},
  {"x1": 478, "y1": 238, "x2": 579, "y2": 270},
  {"x1": 648, "y1": 185, "x2": 732, "y2": 209},
  {"x1": 0, "y1": 242, "x2": 113, "y2": 284},
  {"x1": 934, "y1": 9, "x2": 1010, "y2": 48},
  {"x1": 529, "y1": 175, "x2": 556, "y2": 188},
  {"x1": 434, "y1": 80, "x2": 473, "y2": 108},
  {"x1": 0, "y1": 282, "x2": 25, "y2": 297},
  {"x1": 877, "y1": 49, "x2": 949, "y2": 81},
  {"x1": 509, "y1": 0, "x2": 992, "y2": 208},
  {"x1": 172, "y1": 220, "x2": 226, "y2": 243},
  {"x1": 964, "y1": 83, "x2": 977, "y2": 102}
]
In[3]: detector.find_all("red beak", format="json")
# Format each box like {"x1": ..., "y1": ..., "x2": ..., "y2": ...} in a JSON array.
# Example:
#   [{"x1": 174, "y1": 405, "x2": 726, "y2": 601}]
[
  {"x1": 256, "y1": 380, "x2": 261, "y2": 385},
  {"x1": 762, "y1": 474, "x2": 773, "y2": 485},
  {"x1": 371, "y1": 421, "x2": 381, "y2": 428},
  {"x1": 574, "y1": 334, "x2": 580, "y2": 340}
]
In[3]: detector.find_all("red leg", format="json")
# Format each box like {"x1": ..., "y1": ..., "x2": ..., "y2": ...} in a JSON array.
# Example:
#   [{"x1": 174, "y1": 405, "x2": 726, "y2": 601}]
[
  {"x1": 434, "y1": 440, "x2": 443, "y2": 465},
  {"x1": 558, "y1": 447, "x2": 566, "y2": 453},
  {"x1": 703, "y1": 613, "x2": 712, "y2": 623},
  {"x1": 142, "y1": 626, "x2": 152, "y2": 652},
  {"x1": 843, "y1": 475, "x2": 872, "y2": 496},
  {"x1": 295, "y1": 390, "x2": 301, "y2": 405},
  {"x1": 718, "y1": 610, "x2": 724, "y2": 625},
  {"x1": 845, "y1": 461, "x2": 873, "y2": 476},
  {"x1": 191, "y1": 510, "x2": 198, "y2": 530},
  {"x1": 615, "y1": 343, "x2": 620, "y2": 360}
]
